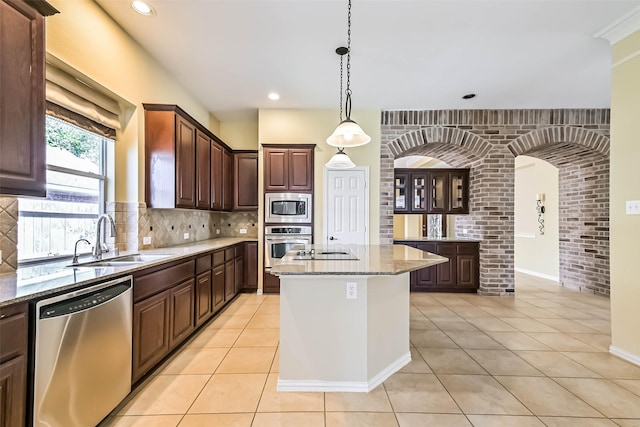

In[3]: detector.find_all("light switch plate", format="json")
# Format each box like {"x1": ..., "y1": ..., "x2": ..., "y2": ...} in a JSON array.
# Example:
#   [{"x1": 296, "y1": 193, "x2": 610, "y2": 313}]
[
  {"x1": 239, "y1": 228, "x2": 247, "y2": 234},
  {"x1": 183, "y1": 232, "x2": 189, "y2": 240},
  {"x1": 626, "y1": 200, "x2": 640, "y2": 215}
]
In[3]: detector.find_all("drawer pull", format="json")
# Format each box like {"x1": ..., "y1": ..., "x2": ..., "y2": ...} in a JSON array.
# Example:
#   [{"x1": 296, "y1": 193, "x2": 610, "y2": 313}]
[
  {"x1": 214, "y1": 271, "x2": 223, "y2": 276},
  {"x1": 198, "y1": 277, "x2": 208, "y2": 284},
  {"x1": 0, "y1": 314, "x2": 5, "y2": 320}
]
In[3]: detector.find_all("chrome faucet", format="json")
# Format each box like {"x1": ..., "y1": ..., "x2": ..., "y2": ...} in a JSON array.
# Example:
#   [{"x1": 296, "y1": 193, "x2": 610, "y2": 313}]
[
  {"x1": 93, "y1": 214, "x2": 116, "y2": 259},
  {"x1": 72, "y1": 238, "x2": 91, "y2": 265}
]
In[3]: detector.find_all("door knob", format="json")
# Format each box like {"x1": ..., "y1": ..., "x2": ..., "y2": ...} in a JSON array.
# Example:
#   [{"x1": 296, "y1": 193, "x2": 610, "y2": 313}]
[{"x1": 329, "y1": 236, "x2": 336, "y2": 240}]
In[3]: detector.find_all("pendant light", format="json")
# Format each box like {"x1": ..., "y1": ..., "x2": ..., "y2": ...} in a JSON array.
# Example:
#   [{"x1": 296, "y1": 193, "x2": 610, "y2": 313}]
[
  {"x1": 326, "y1": 47, "x2": 356, "y2": 169},
  {"x1": 326, "y1": 0, "x2": 371, "y2": 149}
]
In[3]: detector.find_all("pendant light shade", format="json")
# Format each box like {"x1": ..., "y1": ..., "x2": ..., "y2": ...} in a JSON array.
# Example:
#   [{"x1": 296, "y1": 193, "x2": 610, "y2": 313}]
[
  {"x1": 326, "y1": 119, "x2": 371, "y2": 148},
  {"x1": 326, "y1": 0, "x2": 370, "y2": 149},
  {"x1": 326, "y1": 148, "x2": 356, "y2": 169}
]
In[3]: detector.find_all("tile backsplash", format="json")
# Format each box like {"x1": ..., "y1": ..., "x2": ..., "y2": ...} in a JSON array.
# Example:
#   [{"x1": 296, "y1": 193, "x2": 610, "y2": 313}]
[{"x1": 0, "y1": 196, "x2": 18, "y2": 273}]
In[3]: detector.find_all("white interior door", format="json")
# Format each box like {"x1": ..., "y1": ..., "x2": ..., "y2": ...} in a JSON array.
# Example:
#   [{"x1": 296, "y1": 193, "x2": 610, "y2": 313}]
[{"x1": 324, "y1": 167, "x2": 369, "y2": 245}]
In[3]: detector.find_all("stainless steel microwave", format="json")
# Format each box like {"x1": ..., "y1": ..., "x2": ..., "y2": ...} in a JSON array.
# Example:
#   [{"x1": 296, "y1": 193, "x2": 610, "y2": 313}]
[{"x1": 265, "y1": 193, "x2": 312, "y2": 224}]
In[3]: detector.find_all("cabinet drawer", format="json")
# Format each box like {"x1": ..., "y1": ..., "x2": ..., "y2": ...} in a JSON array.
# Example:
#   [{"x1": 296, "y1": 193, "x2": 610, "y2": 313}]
[
  {"x1": 0, "y1": 306, "x2": 27, "y2": 362},
  {"x1": 213, "y1": 250, "x2": 225, "y2": 267},
  {"x1": 196, "y1": 254, "x2": 212, "y2": 274},
  {"x1": 134, "y1": 260, "x2": 195, "y2": 302},
  {"x1": 457, "y1": 242, "x2": 479, "y2": 255},
  {"x1": 225, "y1": 247, "x2": 235, "y2": 261}
]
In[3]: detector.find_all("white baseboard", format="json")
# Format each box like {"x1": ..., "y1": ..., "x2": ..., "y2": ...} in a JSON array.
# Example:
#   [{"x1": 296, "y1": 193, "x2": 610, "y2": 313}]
[
  {"x1": 515, "y1": 268, "x2": 559, "y2": 282},
  {"x1": 277, "y1": 352, "x2": 411, "y2": 393},
  {"x1": 610, "y1": 345, "x2": 640, "y2": 367}
]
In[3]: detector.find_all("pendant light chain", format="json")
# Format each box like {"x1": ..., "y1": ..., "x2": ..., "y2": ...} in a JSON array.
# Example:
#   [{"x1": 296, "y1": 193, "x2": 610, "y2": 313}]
[
  {"x1": 345, "y1": 0, "x2": 352, "y2": 119},
  {"x1": 339, "y1": 54, "x2": 344, "y2": 122}
]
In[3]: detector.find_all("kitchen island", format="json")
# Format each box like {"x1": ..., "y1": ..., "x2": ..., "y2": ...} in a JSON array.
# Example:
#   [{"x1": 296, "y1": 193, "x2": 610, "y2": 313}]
[{"x1": 269, "y1": 244, "x2": 447, "y2": 392}]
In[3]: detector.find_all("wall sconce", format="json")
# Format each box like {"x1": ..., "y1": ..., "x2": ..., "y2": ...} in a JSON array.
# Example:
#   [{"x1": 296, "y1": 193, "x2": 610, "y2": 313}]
[{"x1": 536, "y1": 193, "x2": 545, "y2": 235}]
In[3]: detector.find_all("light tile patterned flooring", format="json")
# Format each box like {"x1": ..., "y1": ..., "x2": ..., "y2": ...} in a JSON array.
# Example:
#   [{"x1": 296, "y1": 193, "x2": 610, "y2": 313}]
[{"x1": 102, "y1": 273, "x2": 640, "y2": 427}]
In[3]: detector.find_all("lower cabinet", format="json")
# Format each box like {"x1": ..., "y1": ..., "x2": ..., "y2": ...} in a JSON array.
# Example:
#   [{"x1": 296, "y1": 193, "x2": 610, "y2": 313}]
[
  {"x1": 398, "y1": 241, "x2": 480, "y2": 292},
  {"x1": 169, "y1": 279, "x2": 195, "y2": 350},
  {"x1": 132, "y1": 290, "x2": 170, "y2": 382},
  {"x1": 244, "y1": 242, "x2": 258, "y2": 290},
  {"x1": 0, "y1": 302, "x2": 28, "y2": 427},
  {"x1": 225, "y1": 248, "x2": 235, "y2": 301},
  {"x1": 263, "y1": 271, "x2": 280, "y2": 294},
  {"x1": 195, "y1": 270, "x2": 212, "y2": 327}
]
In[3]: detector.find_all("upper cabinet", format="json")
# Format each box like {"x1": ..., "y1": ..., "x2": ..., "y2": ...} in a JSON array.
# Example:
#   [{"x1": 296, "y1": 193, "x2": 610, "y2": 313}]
[
  {"x1": 233, "y1": 152, "x2": 258, "y2": 210},
  {"x1": 394, "y1": 168, "x2": 470, "y2": 215},
  {"x1": 144, "y1": 104, "x2": 257, "y2": 212},
  {"x1": 0, "y1": 0, "x2": 58, "y2": 197},
  {"x1": 263, "y1": 145, "x2": 314, "y2": 193}
]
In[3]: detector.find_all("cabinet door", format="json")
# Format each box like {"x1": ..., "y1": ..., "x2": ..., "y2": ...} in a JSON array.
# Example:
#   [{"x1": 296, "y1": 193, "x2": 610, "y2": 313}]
[
  {"x1": 0, "y1": 0, "x2": 46, "y2": 197},
  {"x1": 448, "y1": 170, "x2": 469, "y2": 214},
  {"x1": 132, "y1": 290, "x2": 170, "y2": 382},
  {"x1": 244, "y1": 242, "x2": 258, "y2": 290},
  {"x1": 264, "y1": 148, "x2": 289, "y2": 191},
  {"x1": 456, "y1": 243, "x2": 479, "y2": 290},
  {"x1": 411, "y1": 243, "x2": 438, "y2": 291},
  {"x1": 263, "y1": 270, "x2": 280, "y2": 294},
  {"x1": 195, "y1": 130, "x2": 211, "y2": 210},
  {"x1": 0, "y1": 356, "x2": 26, "y2": 427},
  {"x1": 235, "y1": 256, "x2": 244, "y2": 294},
  {"x1": 289, "y1": 148, "x2": 313, "y2": 191},
  {"x1": 222, "y1": 148, "x2": 233, "y2": 211},
  {"x1": 233, "y1": 152, "x2": 258, "y2": 210},
  {"x1": 175, "y1": 115, "x2": 196, "y2": 208},
  {"x1": 394, "y1": 172, "x2": 409, "y2": 213},
  {"x1": 435, "y1": 243, "x2": 457, "y2": 287},
  {"x1": 195, "y1": 271, "x2": 212, "y2": 327},
  {"x1": 428, "y1": 171, "x2": 449, "y2": 214},
  {"x1": 212, "y1": 264, "x2": 225, "y2": 312},
  {"x1": 169, "y1": 279, "x2": 195, "y2": 350},
  {"x1": 225, "y1": 260, "x2": 235, "y2": 301},
  {"x1": 410, "y1": 172, "x2": 428, "y2": 213},
  {"x1": 210, "y1": 141, "x2": 223, "y2": 210}
]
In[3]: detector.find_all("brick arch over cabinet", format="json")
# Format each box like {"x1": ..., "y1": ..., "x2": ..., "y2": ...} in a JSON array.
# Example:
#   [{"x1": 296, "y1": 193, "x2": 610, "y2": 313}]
[{"x1": 380, "y1": 109, "x2": 610, "y2": 296}]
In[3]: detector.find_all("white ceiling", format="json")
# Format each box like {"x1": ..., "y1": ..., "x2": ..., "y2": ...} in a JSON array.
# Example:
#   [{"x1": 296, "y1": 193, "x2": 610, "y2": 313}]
[{"x1": 95, "y1": 0, "x2": 639, "y2": 122}]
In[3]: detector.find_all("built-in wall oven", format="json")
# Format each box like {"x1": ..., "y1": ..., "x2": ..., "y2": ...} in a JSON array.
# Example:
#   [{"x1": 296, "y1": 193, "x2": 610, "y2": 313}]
[
  {"x1": 265, "y1": 193, "x2": 312, "y2": 224},
  {"x1": 264, "y1": 225, "x2": 312, "y2": 268}
]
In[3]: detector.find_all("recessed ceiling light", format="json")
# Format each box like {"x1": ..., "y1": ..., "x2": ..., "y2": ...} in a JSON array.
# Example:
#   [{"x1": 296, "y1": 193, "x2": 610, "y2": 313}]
[
  {"x1": 268, "y1": 93, "x2": 280, "y2": 101},
  {"x1": 462, "y1": 93, "x2": 476, "y2": 100},
  {"x1": 131, "y1": 0, "x2": 155, "y2": 16}
]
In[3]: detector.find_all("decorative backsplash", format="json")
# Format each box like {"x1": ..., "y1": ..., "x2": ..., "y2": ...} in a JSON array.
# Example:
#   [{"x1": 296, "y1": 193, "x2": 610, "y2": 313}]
[{"x1": 0, "y1": 197, "x2": 18, "y2": 273}]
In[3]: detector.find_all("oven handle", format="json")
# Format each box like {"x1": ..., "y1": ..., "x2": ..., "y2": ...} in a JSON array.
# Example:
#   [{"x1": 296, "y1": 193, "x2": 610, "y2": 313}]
[{"x1": 265, "y1": 238, "x2": 311, "y2": 244}]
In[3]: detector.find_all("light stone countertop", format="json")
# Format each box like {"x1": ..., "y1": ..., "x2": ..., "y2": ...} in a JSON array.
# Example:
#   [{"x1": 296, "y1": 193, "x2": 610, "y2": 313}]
[
  {"x1": 270, "y1": 244, "x2": 448, "y2": 276},
  {"x1": 0, "y1": 237, "x2": 256, "y2": 307}
]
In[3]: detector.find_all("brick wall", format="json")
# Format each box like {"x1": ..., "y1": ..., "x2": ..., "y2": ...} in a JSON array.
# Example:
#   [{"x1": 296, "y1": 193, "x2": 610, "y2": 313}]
[{"x1": 380, "y1": 109, "x2": 610, "y2": 295}]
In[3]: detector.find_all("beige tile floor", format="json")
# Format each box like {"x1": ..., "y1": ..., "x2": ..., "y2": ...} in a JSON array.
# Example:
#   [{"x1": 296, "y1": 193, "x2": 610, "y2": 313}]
[{"x1": 102, "y1": 273, "x2": 640, "y2": 427}]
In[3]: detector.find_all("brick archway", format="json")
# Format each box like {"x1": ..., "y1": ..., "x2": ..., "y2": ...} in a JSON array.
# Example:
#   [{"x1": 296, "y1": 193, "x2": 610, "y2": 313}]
[{"x1": 380, "y1": 109, "x2": 610, "y2": 295}]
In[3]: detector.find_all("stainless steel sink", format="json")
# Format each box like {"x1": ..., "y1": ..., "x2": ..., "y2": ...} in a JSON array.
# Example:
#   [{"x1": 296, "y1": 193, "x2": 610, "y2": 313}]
[{"x1": 69, "y1": 253, "x2": 172, "y2": 267}]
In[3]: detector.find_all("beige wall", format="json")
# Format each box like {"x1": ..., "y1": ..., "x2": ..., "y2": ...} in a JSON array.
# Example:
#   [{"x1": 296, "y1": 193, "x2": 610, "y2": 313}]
[
  {"x1": 514, "y1": 156, "x2": 559, "y2": 280},
  {"x1": 46, "y1": 0, "x2": 213, "y2": 203},
  {"x1": 258, "y1": 109, "x2": 381, "y2": 244},
  {"x1": 610, "y1": 29, "x2": 640, "y2": 362},
  {"x1": 220, "y1": 120, "x2": 259, "y2": 150}
]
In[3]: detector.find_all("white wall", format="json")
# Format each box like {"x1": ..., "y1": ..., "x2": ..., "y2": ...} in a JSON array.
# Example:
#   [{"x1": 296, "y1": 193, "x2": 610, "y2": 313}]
[{"x1": 514, "y1": 156, "x2": 559, "y2": 280}]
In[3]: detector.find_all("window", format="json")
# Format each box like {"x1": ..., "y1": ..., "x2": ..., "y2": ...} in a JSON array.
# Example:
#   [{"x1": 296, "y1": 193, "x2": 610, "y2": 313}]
[{"x1": 18, "y1": 116, "x2": 110, "y2": 262}]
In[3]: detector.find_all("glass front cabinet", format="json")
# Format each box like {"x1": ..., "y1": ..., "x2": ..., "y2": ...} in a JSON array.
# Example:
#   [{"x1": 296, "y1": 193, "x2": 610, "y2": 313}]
[{"x1": 394, "y1": 168, "x2": 469, "y2": 215}]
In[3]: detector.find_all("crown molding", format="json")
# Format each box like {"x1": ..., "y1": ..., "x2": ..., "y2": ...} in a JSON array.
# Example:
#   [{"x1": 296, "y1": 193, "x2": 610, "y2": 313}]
[{"x1": 594, "y1": 5, "x2": 640, "y2": 44}]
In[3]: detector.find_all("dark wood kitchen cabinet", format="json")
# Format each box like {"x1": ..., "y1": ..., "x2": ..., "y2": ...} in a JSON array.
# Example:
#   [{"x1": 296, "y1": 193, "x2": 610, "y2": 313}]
[
  {"x1": 210, "y1": 140, "x2": 223, "y2": 210},
  {"x1": 132, "y1": 259, "x2": 194, "y2": 382},
  {"x1": 212, "y1": 252, "x2": 226, "y2": 312},
  {"x1": 396, "y1": 240, "x2": 479, "y2": 292},
  {"x1": 144, "y1": 105, "x2": 198, "y2": 209},
  {"x1": 263, "y1": 145, "x2": 314, "y2": 192},
  {"x1": 235, "y1": 247, "x2": 244, "y2": 294},
  {"x1": 222, "y1": 148, "x2": 233, "y2": 211},
  {"x1": 244, "y1": 241, "x2": 258, "y2": 291},
  {"x1": 0, "y1": 0, "x2": 57, "y2": 197},
  {"x1": 234, "y1": 151, "x2": 258, "y2": 210},
  {"x1": 195, "y1": 130, "x2": 211, "y2": 209},
  {"x1": 0, "y1": 302, "x2": 28, "y2": 427},
  {"x1": 394, "y1": 168, "x2": 469, "y2": 215},
  {"x1": 195, "y1": 254, "x2": 213, "y2": 327},
  {"x1": 224, "y1": 247, "x2": 236, "y2": 301}
]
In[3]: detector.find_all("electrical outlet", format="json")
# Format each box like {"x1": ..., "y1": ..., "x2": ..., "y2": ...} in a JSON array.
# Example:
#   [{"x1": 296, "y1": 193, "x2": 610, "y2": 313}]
[
  {"x1": 216, "y1": 229, "x2": 220, "y2": 235},
  {"x1": 626, "y1": 200, "x2": 640, "y2": 215},
  {"x1": 143, "y1": 236, "x2": 152, "y2": 245},
  {"x1": 346, "y1": 282, "x2": 357, "y2": 299},
  {"x1": 239, "y1": 227, "x2": 247, "y2": 234},
  {"x1": 183, "y1": 232, "x2": 189, "y2": 240},
  {"x1": 462, "y1": 229, "x2": 468, "y2": 235}
]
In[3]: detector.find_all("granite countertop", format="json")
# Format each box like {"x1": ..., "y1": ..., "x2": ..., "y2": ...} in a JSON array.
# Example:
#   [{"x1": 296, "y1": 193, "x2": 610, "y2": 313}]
[
  {"x1": 394, "y1": 237, "x2": 482, "y2": 243},
  {"x1": 0, "y1": 237, "x2": 257, "y2": 307},
  {"x1": 270, "y1": 244, "x2": 448, "y2": 276}
]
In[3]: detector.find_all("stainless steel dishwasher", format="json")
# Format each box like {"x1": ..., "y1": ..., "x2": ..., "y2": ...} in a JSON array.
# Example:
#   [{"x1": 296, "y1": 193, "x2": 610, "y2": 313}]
[{"x1": 33, "y1": 275, "x2": 133, "y2": 427}]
